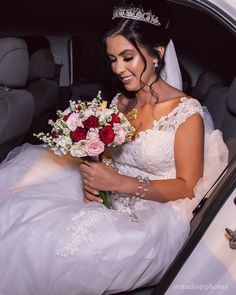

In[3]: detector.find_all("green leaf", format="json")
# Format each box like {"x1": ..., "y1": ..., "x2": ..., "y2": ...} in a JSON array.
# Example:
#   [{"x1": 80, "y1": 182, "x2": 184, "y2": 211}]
[{"x1": 99, "y1": 191, "x2": 110, "y2": 208}]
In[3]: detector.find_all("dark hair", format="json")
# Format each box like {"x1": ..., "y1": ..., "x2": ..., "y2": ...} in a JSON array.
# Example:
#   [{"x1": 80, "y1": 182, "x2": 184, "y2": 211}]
[{"x1": 103, "y1": 0, "x2": 172, "y2": 98}]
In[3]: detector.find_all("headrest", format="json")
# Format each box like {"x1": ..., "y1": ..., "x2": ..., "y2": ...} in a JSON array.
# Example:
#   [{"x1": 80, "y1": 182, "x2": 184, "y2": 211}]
[
  {"x1": 22, "y1": 35, "x2": 50, "y2": 56},
  {"x1": 227, "y1": 77, "x2": 236, "y2": 115},
  {"x1": 192, "y1": 69, "x2": 226, "y2": 102},
  {"x1": 0, "y1": 38, "x2": 29, "y2": 87},
  {"x1": 29, "y1": 48, "x2": 56, "y2": 82}
]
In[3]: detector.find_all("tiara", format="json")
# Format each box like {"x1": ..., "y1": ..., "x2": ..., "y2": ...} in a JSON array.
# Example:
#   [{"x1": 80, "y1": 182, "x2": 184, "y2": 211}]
[{"x1": 112, "y1": 6, "x2": 161, "y2": 27}]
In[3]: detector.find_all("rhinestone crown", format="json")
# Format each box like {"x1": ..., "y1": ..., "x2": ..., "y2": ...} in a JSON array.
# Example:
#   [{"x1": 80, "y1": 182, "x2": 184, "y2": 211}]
[{"x1": 112, "y1": 6, "x2": 161, "y2": 27}]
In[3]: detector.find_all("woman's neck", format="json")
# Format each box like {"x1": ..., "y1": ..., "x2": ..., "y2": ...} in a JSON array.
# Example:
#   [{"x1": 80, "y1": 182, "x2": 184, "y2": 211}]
[
  {"x1": 134, "y1": 78, "x2": 163, "y2": 107},
  {"x1": 133, "y1": 77, "x2": 184, "y2": 107}
]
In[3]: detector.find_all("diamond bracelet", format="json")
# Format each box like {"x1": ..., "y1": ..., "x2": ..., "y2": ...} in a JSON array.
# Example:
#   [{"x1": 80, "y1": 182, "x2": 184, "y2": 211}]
[{"x1": 135, "y1": 175, "x2": 150, "y2": 199}]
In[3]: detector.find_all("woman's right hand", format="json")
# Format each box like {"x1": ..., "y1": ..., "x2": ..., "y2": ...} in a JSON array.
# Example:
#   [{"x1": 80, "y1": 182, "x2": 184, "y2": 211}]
[
  {"x1": 80, "y1": 161, "x2": 102, "y2": 203},
  {"x1": 82, "y1": 183, "x2": 103, "y2": 203}
]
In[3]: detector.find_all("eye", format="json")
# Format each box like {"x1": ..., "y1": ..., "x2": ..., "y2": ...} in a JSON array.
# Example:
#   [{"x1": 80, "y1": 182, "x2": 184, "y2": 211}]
[
  {"x1": 108, "y1": 58, "x2": 116, "y2": 64},
  {"x1": 123, "y1": 57, "x2": 133, "y2": 62}
]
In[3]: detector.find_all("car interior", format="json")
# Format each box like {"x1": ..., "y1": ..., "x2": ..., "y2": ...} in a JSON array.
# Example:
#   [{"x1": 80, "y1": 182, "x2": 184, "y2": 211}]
[{"x1": 0, "y1": 0, "x2": 236, "y2": 293}]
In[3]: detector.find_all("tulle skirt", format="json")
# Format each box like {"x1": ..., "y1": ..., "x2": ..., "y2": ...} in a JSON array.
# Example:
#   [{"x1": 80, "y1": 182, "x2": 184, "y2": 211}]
[
  {"x1": 0, "y1": 126, "x2": 228, "y2": 295},
  {"x1": 0, "y1": 144, "x2": 190, "y2": 295}
]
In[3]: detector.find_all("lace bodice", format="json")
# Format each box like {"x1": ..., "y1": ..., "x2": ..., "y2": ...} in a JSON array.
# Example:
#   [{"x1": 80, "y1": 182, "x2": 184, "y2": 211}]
[
  {"x1": 110, "y1": 95, "x2": 204, "y2": 180},
  {"x1": 108, "y1": 95, "x2": 204, "y2": 220}
]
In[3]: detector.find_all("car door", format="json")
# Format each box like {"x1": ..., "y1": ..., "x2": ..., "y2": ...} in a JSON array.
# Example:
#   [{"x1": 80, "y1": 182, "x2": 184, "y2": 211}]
[
  {"x1": 113, "y1": 157, "x2": 236, "y2": 295},
  {"x1": 162, "y1": 158, "x2": 236, "y2": 294}
]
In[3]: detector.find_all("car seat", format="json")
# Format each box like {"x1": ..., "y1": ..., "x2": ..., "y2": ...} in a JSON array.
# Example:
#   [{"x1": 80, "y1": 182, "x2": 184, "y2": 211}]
[
  {"x1": 0, "y1": 37, "x2": 34, "y2": 162},
  {"x1": 25, "y1": 48, "x2": 59, "y2": 143}
]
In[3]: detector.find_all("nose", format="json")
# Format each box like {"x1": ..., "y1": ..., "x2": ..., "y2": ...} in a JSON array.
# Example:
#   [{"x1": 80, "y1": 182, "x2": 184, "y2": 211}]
[{"x1": 113, "y1": 60, "x2": 125, "y2": 75}]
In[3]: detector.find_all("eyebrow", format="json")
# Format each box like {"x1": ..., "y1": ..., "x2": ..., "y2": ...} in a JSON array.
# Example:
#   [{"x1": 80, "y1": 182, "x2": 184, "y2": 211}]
[{"x1": 107, "y1": 49, "x2": 134, "y2": 57}]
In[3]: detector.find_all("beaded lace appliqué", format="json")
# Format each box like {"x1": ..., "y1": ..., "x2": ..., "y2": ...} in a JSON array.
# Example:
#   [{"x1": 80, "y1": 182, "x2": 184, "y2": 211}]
[
  {"x1": 56, "y1": 208, "x2": 114, "y2": 257},
  {"x1": 154, "y1": 97, "x2": 204, "y2": 132},
  {"x1": 108, "y1": 192, "x2": 141, "y2": 222}
]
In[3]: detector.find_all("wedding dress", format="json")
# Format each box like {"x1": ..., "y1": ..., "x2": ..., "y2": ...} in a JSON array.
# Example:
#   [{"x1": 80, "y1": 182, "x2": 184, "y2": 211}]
[{"x1": 0, "y1": 95, "x2": 228, "y2": 295}]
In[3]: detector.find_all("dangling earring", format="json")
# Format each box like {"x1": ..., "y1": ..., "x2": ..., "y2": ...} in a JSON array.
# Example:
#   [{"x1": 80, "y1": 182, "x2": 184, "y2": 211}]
[{"x1": 154, "y1": 61, "x2": 159, "y2": 69}]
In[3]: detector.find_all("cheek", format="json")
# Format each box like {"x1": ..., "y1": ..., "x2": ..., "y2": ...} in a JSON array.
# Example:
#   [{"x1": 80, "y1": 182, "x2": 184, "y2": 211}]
[{"x1": 131, "y1": 57, "x2": 145, "y2": 75}]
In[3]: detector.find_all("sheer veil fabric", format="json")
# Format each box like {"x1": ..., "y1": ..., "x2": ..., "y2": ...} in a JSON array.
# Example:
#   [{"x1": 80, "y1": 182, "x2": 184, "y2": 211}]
[
  {"x1": 160, "y1": 39, "x2": 228, "y2": 215},
  {"x1": 161, "y1": 39, "x2": 183, "y2": 91}
]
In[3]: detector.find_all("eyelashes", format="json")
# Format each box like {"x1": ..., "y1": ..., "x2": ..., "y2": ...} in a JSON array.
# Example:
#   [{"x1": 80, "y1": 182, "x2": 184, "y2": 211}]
[
  {"x1": 123, "y1": 57, "x2": 133, "y2": 62},
  {"x1": 108, "y1": 56, "x2": 133, "y2": 64}
]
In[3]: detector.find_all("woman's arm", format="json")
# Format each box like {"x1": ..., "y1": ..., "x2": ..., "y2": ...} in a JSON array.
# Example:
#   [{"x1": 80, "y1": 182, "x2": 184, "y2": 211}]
[{"x1": 80, "y1": 113, "x2": 204, "y2": 203}]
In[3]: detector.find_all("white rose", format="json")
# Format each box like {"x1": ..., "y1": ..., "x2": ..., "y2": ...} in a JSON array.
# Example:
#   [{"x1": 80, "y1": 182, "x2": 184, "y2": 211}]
[
  {"x1": 70, "y1": 142, "x2": 87, "y2": 157},
  {"x1": 66, "y1": 113, "x2": 83, "y2": 131},
  {"x1": 86, "y1": 128, "x2": 99, "y2": 140},
  {"x1": 84, "y1": 108, "x2": 95, "y2": 119}
]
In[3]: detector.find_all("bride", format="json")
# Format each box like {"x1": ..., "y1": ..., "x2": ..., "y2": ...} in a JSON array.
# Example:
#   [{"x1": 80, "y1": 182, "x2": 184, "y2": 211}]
[{"x1": 0, "y1": 0, "x2": 228, "y2": 294}]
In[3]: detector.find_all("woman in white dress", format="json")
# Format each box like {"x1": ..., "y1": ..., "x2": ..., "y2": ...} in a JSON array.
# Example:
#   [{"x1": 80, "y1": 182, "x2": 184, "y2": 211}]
[{"x1": 0, "y1": 0, "x2": 228, "y2": 294}]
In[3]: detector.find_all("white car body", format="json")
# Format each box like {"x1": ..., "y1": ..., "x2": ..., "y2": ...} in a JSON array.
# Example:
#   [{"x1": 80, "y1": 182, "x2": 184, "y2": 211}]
[{"x1": 208, "y1": 0, "x2": 236, "y2": 19}]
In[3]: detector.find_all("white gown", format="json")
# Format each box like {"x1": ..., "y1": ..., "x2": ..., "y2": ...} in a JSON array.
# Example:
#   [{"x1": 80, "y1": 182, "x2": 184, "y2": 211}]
[{"x1": 0, "y1": 96, "x2": 228, "y2": 295}]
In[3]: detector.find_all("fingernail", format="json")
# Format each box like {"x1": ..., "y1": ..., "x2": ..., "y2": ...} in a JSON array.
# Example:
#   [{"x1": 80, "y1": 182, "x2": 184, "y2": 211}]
[
  {"x1": 98, "y1": 199, "x2": 103, "y2": 203},
  {"x1": 94, "y1": 191, "x2": 99, "y2": 195}
]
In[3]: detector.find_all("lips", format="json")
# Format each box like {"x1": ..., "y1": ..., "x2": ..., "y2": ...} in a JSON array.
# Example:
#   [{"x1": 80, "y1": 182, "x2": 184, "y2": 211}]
[{"x1": 120, "y1": 75, "x2": 133, "y2": 84}]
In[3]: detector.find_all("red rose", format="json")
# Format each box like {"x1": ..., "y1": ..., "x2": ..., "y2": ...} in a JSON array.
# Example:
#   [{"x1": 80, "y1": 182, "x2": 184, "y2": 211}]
[
  {"x1": 111, "y1": 113, "x2": 121, "y2": 124},
  {"x1": 70, "y1": 127, "x2": 88, "y2": 142},
  {"x1": 83, "y1": 115, "x2": 99, "y2": 129},
  {"x1": 50, "y1": 130, "x2": 59, "y2": 138},
  {"x1": 99, "y1": 125, "x2": 115, "y2": 144},
  {"x1": 63, "y1": 113, "x2": 71, "y2": 121}
]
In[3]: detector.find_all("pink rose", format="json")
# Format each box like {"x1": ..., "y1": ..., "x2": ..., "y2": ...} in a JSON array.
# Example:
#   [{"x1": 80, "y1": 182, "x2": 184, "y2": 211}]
[
  {"x1": 113, "y1": 123, "x2": 125, "y2": 145},
  {"x1": 85, "y1": 138, "x2": 105, "y2": 156}
]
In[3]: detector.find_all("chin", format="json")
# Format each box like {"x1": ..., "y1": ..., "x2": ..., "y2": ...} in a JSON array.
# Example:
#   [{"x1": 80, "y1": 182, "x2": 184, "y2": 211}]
[{"x1": 123, "y1": 83, "x2": 141, "y2": 92}]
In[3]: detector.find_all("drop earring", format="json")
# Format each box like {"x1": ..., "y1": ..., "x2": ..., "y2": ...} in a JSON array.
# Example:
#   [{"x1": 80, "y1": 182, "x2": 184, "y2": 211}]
[{"x1": 154, "y1": 61, "x2": 159, "y2": 69}]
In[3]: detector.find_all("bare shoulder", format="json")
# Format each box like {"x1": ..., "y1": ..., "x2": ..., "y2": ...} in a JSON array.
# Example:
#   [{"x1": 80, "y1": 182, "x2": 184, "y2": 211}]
[
  {"x1": 160, "y1": 84, "x2": 189, "y2": 104},
  {"x1": 164, "y1": 83, "x2": 187, "y2": 99}
]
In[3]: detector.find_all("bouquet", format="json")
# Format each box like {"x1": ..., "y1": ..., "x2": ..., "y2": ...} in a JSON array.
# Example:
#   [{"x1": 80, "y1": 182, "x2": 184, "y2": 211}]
[{"x1": 35, "y1": 91, "x2": 134, "y2": 208}]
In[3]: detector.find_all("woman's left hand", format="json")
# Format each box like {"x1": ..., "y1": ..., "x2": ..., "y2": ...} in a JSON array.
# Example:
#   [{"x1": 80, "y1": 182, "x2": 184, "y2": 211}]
[{"x1": 80, "y1": 161, "x2": 119, "y2": 193}]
